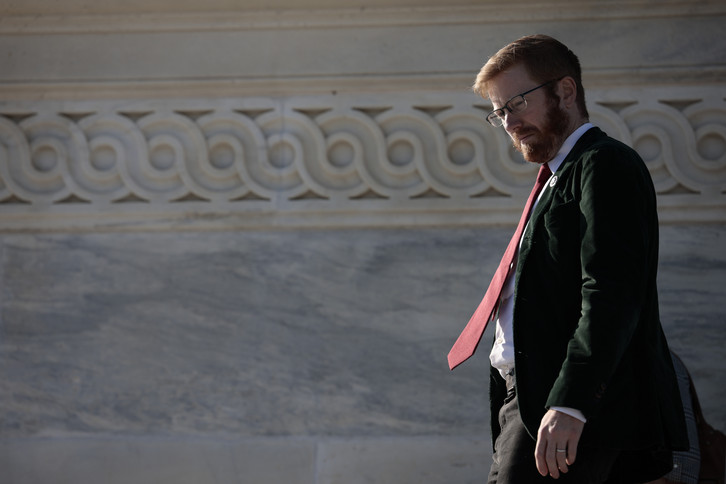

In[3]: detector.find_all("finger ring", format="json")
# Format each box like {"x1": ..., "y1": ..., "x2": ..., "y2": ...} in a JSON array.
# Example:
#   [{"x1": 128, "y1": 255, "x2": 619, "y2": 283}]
[{"x1": 556, "y1": 449, "x2": 567, "y2": 453}]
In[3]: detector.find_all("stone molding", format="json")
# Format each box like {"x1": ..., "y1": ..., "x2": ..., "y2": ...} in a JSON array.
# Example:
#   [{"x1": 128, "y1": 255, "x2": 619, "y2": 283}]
[
  {"x1": 1, "y1": 86, "x2": 724, "y2": 231},
  {"x1": 2, "y1": 2, "x2": 725, "y2": 34},
  {"x1": 4, "y1": 67, "x2": 726, "y2": 102}
]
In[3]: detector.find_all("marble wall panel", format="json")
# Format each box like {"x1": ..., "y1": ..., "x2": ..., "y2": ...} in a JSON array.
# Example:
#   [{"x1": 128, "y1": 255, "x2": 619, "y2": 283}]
[
  {"x1": 0, "y1": 224, "x2": 724, "y2": 482},
  {"x1": 0, "y1": 228, "x2": 495, "y2": 439},
  {"x1": 0, "y1": 436, "x2": 491, "y2": 484}
]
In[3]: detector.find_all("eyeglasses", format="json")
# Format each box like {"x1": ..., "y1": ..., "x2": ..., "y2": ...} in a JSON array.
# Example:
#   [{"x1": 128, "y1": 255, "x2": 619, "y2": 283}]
[{"x1": 485, "y1": 78, "x2": 561, "y2": 127}]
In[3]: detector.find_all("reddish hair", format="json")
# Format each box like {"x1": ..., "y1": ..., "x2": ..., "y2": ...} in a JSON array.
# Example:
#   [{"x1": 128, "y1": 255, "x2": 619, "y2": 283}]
[{"x1": 473, "y1": 34, "x2": 588, "y2": 119}]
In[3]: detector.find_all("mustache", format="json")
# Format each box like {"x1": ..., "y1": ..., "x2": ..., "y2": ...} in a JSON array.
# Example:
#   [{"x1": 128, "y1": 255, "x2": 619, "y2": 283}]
[{"x1": 512, "y1": 128, "x2": 539, "y2": 143}]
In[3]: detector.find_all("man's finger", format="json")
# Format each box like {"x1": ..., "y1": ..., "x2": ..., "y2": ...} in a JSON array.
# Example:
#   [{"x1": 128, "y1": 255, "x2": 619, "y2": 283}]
[
  {"x1": 546, "y1": 442, "x2": 560, "y2": 479},
  {"x1": 556, "y1": 445, "x2": 569, "y2": 474},
  {"x1": 534, "y1": 432, "x2": 548, "y2": 476},
  {"x1": 566, "y1": 439, "x2": 578, "y2": 466}
]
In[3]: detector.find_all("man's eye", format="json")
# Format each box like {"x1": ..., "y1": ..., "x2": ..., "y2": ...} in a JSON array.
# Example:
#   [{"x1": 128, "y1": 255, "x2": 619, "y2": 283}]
[{"x1": 510, "y1": 97, "x2": 526, "y2": 109}]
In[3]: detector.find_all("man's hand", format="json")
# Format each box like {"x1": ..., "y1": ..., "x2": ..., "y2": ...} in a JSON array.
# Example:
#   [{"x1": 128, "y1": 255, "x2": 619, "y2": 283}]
[{"x1": 534, "y1": 409, "x2": 585, "y2": 478}]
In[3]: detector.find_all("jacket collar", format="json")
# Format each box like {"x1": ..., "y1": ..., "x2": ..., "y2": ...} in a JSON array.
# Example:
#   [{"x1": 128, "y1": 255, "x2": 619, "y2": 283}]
[
  {"x1": 555, "y1": 125, "x2": 605, "y2": 173},
  {"x1": 521, "y1": 126, "x2": 605, "y2": 246},
  {"x1": 547, "y1": 122, "x2": 594, "y2": 175}
]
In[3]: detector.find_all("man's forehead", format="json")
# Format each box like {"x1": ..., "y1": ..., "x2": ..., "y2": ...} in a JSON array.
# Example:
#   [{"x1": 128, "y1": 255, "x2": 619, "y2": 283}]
[{"x1": 486, "y1": 64, "x2": 535, "y2": 104}]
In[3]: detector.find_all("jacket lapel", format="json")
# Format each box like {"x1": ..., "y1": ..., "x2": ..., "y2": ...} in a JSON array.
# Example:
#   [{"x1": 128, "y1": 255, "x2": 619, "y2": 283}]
[{"x1": 516, "y1": 127, "x2": 603, "y2": 267}]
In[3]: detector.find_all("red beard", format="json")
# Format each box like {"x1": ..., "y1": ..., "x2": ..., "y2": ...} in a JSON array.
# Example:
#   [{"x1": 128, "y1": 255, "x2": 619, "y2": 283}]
[{"x1": 512, "y1": 97, "x2": 570, "y2": 165}]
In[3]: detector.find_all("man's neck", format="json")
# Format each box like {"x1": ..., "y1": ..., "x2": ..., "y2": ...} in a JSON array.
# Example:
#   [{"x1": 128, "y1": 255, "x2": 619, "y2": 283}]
[{"x1": 547, "y1": 122, "x2": 593, "y2": 172}]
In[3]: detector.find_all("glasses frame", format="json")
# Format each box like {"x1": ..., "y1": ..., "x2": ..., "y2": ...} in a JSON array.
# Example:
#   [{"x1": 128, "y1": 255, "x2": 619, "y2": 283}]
[{"x1": 485, "y1": 77, "x2": 562, "y2": 127}]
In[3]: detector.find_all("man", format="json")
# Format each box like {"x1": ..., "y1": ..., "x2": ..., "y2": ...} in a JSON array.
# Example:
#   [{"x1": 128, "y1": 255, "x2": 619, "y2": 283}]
[{"x1": 447, "y1": 35, "x2": 688, "y2": 483}]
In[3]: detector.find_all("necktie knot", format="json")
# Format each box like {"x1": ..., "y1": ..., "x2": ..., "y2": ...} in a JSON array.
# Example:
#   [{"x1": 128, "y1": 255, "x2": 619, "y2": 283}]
[
  {"x1": 528, "y1": 163, "x2": 553, "y2": 213},
  {"x1": 536, "y1": 163, "x2": 553, "y2": 189}
]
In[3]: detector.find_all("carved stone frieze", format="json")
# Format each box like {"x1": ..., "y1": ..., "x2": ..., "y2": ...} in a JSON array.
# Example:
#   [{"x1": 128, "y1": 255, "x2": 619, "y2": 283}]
[{"x1": 1, "y1": 88, "x2": 724, "y2": 231}]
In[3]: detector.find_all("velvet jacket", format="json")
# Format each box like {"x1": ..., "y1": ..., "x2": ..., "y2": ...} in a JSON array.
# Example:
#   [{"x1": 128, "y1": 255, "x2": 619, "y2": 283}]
[{"x1": 489, "y1": 127, "x2": 688, "y2": 477}]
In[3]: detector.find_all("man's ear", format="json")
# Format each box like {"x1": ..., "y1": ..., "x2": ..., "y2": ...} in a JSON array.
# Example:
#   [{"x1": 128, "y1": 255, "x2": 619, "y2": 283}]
[{"x1": 559, "y1": 76, "x2": 578, "y2": 109}]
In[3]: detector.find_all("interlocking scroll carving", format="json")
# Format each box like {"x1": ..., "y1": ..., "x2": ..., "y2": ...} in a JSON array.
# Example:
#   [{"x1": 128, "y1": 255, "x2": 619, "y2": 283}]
[{"x1": 1, "y1": 90, "x2": 724, "y2": 230}]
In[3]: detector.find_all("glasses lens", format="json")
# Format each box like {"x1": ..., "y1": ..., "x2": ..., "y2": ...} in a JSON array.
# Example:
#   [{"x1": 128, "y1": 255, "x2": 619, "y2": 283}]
[
  {"x1": 487, "y1": 112, "x2": 504, "y2": 126},
  {"x1": 508, "y1": 96, "x2": 527, "y2": 113}
]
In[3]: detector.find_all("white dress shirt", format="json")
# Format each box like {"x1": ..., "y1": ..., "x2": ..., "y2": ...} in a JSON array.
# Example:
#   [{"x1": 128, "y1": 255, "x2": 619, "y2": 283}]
[{"x1": 489, "y1": 123, "x2": 593, "y2": 423}]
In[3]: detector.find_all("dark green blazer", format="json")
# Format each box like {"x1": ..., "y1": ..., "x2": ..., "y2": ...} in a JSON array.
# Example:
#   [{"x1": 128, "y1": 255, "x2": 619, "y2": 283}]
[{"x1": 490, "y1": 127, "x2": 688, "y2": 474}]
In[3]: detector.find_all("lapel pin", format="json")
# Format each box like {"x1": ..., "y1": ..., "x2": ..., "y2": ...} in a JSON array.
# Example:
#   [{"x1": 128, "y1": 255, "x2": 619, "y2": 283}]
[{"x1": 549, "y1": 176, "x2": 558, "y2": 188}]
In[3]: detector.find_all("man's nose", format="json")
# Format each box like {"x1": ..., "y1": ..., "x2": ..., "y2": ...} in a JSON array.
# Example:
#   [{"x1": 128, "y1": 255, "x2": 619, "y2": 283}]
[{"x1": 502, "y1": 110, "x2": 522, "y2": 132}]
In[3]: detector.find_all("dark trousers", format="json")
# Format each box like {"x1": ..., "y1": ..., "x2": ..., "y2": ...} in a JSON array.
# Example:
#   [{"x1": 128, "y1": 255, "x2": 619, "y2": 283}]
[{"x1": 488, "y1": 379, "x2": 621, "y2": 484}]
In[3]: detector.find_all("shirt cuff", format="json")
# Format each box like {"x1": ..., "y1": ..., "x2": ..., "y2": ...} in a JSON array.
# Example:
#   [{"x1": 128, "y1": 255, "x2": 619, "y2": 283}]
[{"x1": 551, "y1": 406, "x2": 587, "y2": 423}]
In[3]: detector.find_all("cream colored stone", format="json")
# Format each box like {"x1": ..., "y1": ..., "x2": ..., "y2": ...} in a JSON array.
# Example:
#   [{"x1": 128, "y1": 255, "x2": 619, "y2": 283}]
[
  {"x1": 0, "y1": 2, "x2": 724, "y2": 483},
  {"x1": 1, "y1": 86, "x2": 724, "y2": 231},
  {"x1": 317, "y1": 437, "x2": 492, "y2": 484},
  {"x1": 0, "y1": 438, "x2": 316, "y2": 484}
]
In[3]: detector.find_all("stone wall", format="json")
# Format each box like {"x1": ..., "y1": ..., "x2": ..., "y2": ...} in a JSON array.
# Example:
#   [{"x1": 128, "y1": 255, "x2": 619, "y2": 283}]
[{"x1": 1, "y1": 1, "x2": 725, "y2": 483}]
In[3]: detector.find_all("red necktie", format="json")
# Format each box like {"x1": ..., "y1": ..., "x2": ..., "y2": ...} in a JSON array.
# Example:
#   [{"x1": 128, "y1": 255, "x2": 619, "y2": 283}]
[{"x1": 448, "y1": 163, "x2": 553, "y2": 370}]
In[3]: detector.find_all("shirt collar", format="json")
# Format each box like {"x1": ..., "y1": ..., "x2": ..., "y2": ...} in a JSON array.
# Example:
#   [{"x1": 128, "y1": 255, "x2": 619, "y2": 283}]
[{"x1": 547, "y1": 122, "x2": 593, "y2": 174}]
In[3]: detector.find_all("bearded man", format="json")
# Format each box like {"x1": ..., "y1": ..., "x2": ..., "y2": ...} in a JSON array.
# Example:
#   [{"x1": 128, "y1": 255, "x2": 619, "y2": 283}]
[{"x1": 447, "y1": 35, "x2": 688, "y2": 483}]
